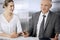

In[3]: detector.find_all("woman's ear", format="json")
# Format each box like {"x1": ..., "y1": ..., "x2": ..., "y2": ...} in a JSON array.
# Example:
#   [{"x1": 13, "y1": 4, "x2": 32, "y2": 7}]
[{"x1": 3, "y1": 5, "x2": 7, "y2": 8}]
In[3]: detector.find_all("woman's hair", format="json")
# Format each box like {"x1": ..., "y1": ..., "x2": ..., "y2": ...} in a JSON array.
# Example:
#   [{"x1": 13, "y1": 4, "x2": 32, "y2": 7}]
[{"x1": 3, "y1": 0, "x2": 14, "y2": 8}]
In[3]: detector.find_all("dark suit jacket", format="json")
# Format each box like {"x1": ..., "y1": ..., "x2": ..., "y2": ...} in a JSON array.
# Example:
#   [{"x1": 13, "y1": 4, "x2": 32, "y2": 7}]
[{"x1": 29, "y1": 11, "x2": 60, "y2": 38}]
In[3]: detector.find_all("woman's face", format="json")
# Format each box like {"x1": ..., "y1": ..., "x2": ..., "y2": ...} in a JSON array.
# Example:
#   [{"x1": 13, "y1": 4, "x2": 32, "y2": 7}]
[{"x1": 5, "y1": 2, "x2": 14, "y2": 13}]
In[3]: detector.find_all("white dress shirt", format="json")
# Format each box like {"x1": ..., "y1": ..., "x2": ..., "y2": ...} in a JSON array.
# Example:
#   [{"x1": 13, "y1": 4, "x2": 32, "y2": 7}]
[
  {"x1": 37, "y1": 11, "x2": 49, "y2": 37},
  {"x1": 0, "y1": 14, "x2": 22, "y2": 34}
]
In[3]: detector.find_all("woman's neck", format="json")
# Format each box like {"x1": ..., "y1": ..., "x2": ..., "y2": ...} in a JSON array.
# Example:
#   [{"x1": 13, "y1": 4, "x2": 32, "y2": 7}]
[{"x1": 3, "y1": 11, "x2": 13, "y2": 16}]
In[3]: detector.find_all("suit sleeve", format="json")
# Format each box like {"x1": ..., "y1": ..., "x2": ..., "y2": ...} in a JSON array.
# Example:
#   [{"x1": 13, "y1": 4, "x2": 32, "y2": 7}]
[
  {"x1": 55, "y1": 14, "x2": 60, "y2": 34},
  {"x1": 28, "y1": 14, "x2": 34, "y2": 36}
]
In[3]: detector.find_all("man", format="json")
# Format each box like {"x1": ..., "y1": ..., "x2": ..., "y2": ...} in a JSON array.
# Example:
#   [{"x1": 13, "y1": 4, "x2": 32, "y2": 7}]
[{"x1": 23, "y1": 0, "x2": 60, "y2": 40}]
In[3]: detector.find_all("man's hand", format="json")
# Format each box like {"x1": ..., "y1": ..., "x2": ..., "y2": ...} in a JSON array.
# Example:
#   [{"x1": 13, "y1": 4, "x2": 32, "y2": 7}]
[
  {"x1": 51, "y1": 34, "x2": 58, "y2": 40},
  {"x1": 22, "y1": 31, "x2": 29, "y2": 37}
]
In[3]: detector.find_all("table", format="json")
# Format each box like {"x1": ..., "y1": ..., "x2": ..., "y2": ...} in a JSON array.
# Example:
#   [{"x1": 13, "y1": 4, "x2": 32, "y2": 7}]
[{"x1": 0, "y1": 36, "x2": 39, "y2": 40}]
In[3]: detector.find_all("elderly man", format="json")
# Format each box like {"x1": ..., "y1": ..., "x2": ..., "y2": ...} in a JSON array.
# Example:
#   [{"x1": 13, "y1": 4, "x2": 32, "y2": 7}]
[{"x1": 23, "y1": 0, "x2": 60, "y2": 40}]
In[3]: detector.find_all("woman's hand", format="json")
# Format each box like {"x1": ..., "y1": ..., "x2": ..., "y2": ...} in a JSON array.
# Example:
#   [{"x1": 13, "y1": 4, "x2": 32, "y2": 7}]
[{"x1": 9, "y1": 32, "x2": 18, "y2": 38}]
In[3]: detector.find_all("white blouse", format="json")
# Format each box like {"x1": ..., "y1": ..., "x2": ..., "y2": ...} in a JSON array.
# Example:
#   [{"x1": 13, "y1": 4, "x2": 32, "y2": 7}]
[{"x1": 0, "y1": 14, "x2": 22, "y2": 34}]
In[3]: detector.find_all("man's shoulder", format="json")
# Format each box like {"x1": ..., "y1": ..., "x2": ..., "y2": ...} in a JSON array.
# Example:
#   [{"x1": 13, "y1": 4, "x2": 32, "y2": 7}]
[
  {"x1": 34, "y1": 11, "x2": 41, "y2": 14},
  {"x1": 49, "y1": 11, "x2": 58, "y2": 16},
  {"x1": 32, "y1": 11, "x2": 41, "y2": 16},
  {"x1": 49, "y1": 11, "x2": 60, "y2": 19}
]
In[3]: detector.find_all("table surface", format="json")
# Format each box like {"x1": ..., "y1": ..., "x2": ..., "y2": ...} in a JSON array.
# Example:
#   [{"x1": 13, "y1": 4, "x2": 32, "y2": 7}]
[{"x1": 0, "y1": 36, "x2": 39, "y2": 40}]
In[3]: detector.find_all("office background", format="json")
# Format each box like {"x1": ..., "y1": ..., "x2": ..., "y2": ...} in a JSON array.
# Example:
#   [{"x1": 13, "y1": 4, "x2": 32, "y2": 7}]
[
  {"x1": 0, "y1": 0, "x2": 60, "y2": 31},
  {"x1": 29, "y1": 0, "x2": 60, "y2": 15}
]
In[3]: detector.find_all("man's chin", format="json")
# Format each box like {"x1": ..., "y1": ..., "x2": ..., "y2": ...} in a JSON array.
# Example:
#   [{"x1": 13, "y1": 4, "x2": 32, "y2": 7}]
[{"x1": 42, "y1": 11, "x2": 48, "y2": 13}]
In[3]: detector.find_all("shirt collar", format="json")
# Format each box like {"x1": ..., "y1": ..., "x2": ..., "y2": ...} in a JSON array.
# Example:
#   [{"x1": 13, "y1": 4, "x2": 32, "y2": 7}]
[{"x1": 41, "y1": 11, "x2": 49, "y2": 17}]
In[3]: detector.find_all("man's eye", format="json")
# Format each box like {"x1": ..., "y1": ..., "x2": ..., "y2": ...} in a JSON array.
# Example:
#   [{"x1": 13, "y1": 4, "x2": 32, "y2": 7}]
[{"x1": 10, "y1": 5, "x2": 14, "y2": 7}]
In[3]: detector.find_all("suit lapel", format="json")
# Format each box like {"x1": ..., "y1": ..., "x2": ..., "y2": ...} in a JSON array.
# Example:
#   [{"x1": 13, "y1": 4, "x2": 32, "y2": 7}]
[{"x1": 44, "y1": 11, "x2": 52, "y2": 32}]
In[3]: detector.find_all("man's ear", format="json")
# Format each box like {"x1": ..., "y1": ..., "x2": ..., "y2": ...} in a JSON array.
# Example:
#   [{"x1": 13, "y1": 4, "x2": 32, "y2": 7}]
[{"x1": 50, "y1": 4, "x2": 52, "y2": 8}]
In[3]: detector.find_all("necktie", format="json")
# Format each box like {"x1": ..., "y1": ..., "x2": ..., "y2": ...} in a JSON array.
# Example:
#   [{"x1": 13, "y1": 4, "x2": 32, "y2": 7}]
[{"x1": 39, "y1": 15, "x2": 46, "y2": 38}]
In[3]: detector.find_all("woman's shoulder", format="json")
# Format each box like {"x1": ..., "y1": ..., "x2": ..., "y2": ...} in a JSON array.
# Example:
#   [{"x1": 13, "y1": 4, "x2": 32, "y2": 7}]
[
  {"x1": 0, "y1": 14, "x2": 3, "y2": 17},
  {"x1": 0, "y1": 14, "x2": 3, "y2": 21}
]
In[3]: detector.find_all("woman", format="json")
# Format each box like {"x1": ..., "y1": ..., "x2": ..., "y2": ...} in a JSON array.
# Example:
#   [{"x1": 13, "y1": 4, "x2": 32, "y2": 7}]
[{"x1": 0, "y1": 0, "x2": 22, "y2": 38}]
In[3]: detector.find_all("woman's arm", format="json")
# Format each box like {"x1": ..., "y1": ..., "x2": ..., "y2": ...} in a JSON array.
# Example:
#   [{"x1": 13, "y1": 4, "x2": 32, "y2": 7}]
[
  {"x1": 0, "y1": 32, "x2": 19, "y2": 38},
  {"x1": 16, "y1": 17, "x2": 23, "y2": 36},
  {"x1": 0, "y1": 33, "x2": 10, "y2": 37}
]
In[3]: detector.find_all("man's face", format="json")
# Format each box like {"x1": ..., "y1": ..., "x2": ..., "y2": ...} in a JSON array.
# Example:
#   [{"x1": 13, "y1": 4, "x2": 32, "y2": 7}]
[{"x1": 41, "y1": 0, "x2": 52, "y2": 13}]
